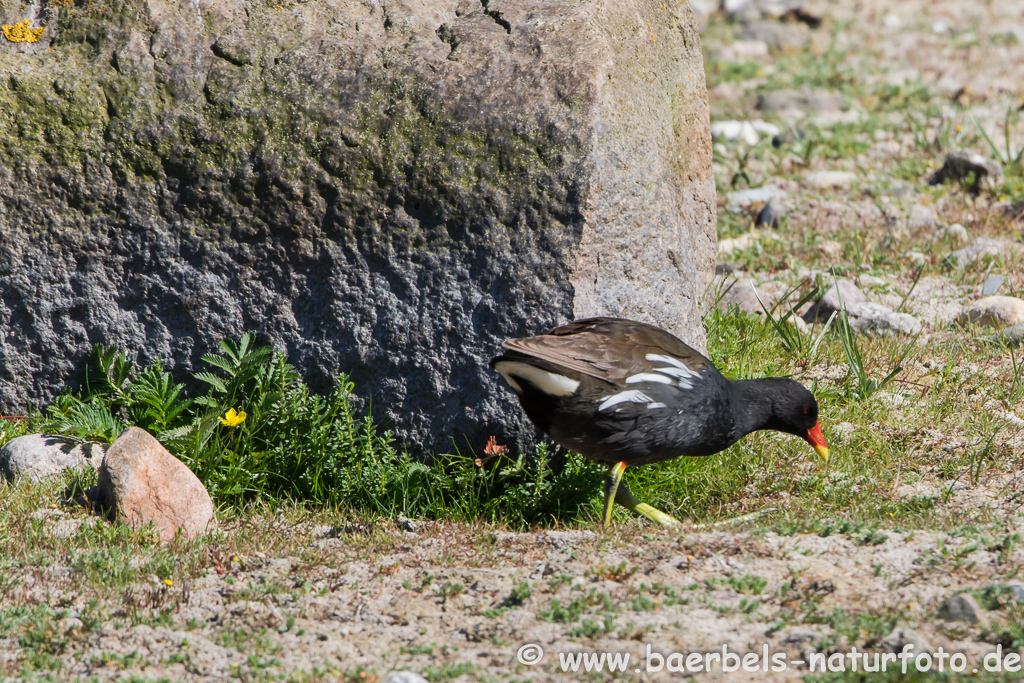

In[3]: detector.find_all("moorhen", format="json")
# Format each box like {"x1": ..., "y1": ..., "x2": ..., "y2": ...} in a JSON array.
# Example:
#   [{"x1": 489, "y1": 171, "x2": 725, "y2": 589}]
[{"x1": 491, "y1": 317, "x2": 829, "y2": 526}]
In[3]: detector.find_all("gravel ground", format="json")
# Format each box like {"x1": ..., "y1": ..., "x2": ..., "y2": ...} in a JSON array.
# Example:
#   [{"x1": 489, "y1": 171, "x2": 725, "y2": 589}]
[{"x1": 5, "y1": 0, "x2": 1024, "y2": 681}]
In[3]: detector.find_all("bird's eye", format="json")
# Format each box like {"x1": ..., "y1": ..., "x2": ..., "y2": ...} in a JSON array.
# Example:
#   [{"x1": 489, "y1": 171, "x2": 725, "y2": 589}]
[{"x1": 803, "y1": 406, "x2": 810, "y2": 415}]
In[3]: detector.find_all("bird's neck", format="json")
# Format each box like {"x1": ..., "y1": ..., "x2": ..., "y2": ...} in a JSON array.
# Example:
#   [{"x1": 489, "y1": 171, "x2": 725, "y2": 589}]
[{"x1": 727, "y1": 378, "x2": 791, "y2": 440}]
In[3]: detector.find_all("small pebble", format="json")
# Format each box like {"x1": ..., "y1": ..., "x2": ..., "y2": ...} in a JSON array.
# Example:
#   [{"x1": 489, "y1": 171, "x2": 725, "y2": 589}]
[
  {"x1": 958, "y1": 296, "x2": 1024, "y2": 328},
  {"x1": 804, "y1": 171, "x2": 857, "y2": 189},
  {"x1": 937, "y1": 593, "x2": 988, "y2": 626},
  {"x1": 981, "y1": 275, "x2": 1005, "y2": 296}
]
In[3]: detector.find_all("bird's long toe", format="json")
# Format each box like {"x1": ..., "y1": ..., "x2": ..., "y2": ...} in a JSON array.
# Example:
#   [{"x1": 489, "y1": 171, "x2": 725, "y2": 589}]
[{"x1": 614, "y1": 483, "x2": 680, "y2": 527}]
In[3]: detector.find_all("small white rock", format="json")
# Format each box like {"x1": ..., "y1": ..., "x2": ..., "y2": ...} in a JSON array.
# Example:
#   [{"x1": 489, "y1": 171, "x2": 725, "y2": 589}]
[
  {"x1": 934, "y1": 223, "x2": 969, "y2": 243},
  {"x1": 725, "y1": 186, "x2": 788, "y2": 214},
  {"x1": 804, "y1": 171, "x2": 857, "y2": 189},
  {"x1": 958, "y1": 296, "x2": 1024, "y2": 328},
  {"x1": 710, "y1": 120, "x2": 762, "y2": 146}
]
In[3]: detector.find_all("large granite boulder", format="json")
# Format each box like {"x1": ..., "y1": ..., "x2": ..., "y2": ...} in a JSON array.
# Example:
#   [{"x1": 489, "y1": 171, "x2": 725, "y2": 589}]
[{"x1": 0, "y1": 0, "x2": 715, "y2": 454}]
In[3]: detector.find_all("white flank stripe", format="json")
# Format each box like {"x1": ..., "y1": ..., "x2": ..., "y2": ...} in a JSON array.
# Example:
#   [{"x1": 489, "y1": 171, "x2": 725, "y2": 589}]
[
  {"x1": 652, "y1": 365, "x2": 697, "y2": 379},
  {"x1": 647, "y1": 402, "x2": 668, "y2": 409},
  {"x1": 598, "y1": 390, "x2": 652, "y2": 412},
  {"x1": 645, "y1": 353, "x2": 692, "y2": 370},
  {"x1": 625, "y1": 373, "x2": 673, "y2": 385},
  {"x1": 645, "y1": 353, "x2": 700, "y2": 385},
  {"x1": 493, "y1": 361, "x2": 579, "y2": 397}
]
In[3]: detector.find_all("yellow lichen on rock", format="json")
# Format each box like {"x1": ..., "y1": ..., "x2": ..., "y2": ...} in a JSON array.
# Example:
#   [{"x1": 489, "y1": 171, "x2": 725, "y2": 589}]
[{"x1": 2, "y1": 19, "x2": 45, "y2": 43}]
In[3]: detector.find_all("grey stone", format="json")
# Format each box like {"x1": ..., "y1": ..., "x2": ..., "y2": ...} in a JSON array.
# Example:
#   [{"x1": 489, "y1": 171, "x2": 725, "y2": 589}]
[
  {"x1": 934, "y1": 223, "x2": 970, "y2": 244},
  {"x1": 757, "y1": 89, "x2": 845, "y2": 113},
  {"x1": 957, "y1": 296, "x2": 1024, "y2": 328},
  {"x1": 1001, "y1": 322, "x2": 1024, "y2": 345},
  {"x1": 929, "y1": 151, "x2": 1005, "y2": 191},
  {"x1": 726, "y1": 186, "x2": 788, "y2": 214},
  {"x1": 944, "y1": 239, "x2": 1007, "y2": 267},
  {"x1": 1, "y1": 434, "x2": 103, "y2": 483},
  {"x1": 804, "y1": 171, "x2": 858, "y2": 189},
  {"x1": 395, "y1": 514, "x2": 419, "y2": 533},
  {"x1": 711, "y1": 121, "x2": 761, "y2": 146},
  {"x1": 383, "y1": 673, "x2": 430, "y2": 683},
  {"x1": 998, "y1": 200, "x2": 1024, "y2": 223},
  {"x1": 711, "y1": 120, "x2": 780, "y2": 146},
  {"x1": 883, "y1": 627, "x2": 932, "y2": 654},
  {"x1": 803, "y1": 280, "x2": 920, "y2": 334},
  {"x1": 756, "y1": 198, "x2": 788, "y2": 227},
  {"x1": 906, "y1": 251, "x2": 927, "y2": 266},
  {"x1": 803, "y1": 279, "x2": 868, "y2": 322},
  {"x1": 0, "y1": 0, "x2": 716, "y2": 455},
  {"x1": 688, "y1": 0, "x2": 719, "y2": 18},
  {"x1": 816, "y1": 240, "x2": 843, "y2": 261},
  {"x1": 907, "y1": 204, "x2": 937, "y2": 229},
  {"x1": 740, "y1": 21, "x2": 806, "y2": 50},
  {"x1": 989, "y1": 582, "x2": 1024, "y2": 603},
  {"x1": 937, "y1": 592, "x2": 988, "y2": 625},
  {"x1": 982, "y1": 275, "x2": 1005, "y2": 296},
  {"x1": 719, "y1": 279, "x2": 775, "y2": 315},
  {"x1": 722, "y1": 0, "x2": 804, "y2": 21},
  {"x1": 848, "y1": 303, "x2": 923, "y2": 336}
]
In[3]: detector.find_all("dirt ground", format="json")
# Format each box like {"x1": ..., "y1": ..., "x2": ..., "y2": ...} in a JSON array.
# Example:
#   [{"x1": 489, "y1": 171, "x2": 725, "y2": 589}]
[{"x1": 5, "y1": 0, "x2": 1024, "y2": 681}]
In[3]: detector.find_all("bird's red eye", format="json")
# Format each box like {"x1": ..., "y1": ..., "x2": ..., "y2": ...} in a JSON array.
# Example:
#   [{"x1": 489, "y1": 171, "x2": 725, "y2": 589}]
[{"x1": 803, "y1": 406, "x2": 810, "y2": 415}]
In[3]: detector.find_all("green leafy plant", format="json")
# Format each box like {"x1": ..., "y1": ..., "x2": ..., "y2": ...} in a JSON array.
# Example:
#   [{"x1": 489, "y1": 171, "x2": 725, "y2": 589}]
[
  {"x1": 834, "y1": 310, "x2": 904, "y2": 400},
  {"x1": 36, "y1": 335, "x2": 605, "y2": 528},
  {"x1": 973, "y1": 109, "x2": 1024, "y2": 166}
]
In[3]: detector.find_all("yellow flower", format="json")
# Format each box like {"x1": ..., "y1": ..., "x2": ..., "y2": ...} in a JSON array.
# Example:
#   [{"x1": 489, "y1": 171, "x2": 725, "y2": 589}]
[
  {"x1": 220, "y1": 408, "x2": 246, "y2": 427},
  {"x1": 164, "y1": 579, "x2": 174, "y2": 586}
]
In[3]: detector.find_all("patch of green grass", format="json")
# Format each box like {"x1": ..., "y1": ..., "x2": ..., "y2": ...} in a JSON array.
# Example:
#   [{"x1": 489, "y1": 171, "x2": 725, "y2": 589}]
[{"x1": 708, "y1": 60, "x2": 762, "y2": 82}]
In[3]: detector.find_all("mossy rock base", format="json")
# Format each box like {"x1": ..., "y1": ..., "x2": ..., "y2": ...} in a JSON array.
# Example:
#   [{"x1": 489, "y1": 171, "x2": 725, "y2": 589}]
[{"x1": 0, "y1": 0, "x2": 715, "y2": 454}]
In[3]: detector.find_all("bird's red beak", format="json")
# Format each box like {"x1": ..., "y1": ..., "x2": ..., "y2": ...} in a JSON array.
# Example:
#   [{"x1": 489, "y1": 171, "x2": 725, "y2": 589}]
[{"x1": 805, "y1": 421, "x2": 829, "y2": 461}]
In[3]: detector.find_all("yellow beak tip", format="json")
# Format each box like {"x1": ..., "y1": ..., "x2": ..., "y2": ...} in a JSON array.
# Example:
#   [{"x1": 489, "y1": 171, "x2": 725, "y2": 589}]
[{"x1": 814, "y1": 445, "x2": 830, "y2": 461}]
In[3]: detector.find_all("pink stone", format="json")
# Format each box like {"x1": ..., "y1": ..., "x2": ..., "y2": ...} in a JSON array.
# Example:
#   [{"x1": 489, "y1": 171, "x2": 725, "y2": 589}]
[{"x1": 98, "y1": 427, "x2": 214, "y2": 542}]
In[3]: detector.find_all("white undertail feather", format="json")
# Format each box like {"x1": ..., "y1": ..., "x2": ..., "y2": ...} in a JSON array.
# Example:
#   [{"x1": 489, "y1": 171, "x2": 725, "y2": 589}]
[
  {"x1": 493, "y1": 361, "x2": 580, "y2": 397},
  {"x1": 598, "y1": 390, "x2": 653, "y2": 412}
]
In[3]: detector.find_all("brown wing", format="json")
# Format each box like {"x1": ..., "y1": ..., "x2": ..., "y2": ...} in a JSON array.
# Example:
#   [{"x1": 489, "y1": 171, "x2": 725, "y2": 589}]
[{"x1": 500, "y1": 317, "x2": 711, "y2": 384}]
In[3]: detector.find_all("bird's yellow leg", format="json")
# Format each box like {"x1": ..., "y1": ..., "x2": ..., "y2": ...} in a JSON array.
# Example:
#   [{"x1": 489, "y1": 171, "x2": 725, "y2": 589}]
[
  {"x1": 615, "y1": 481, "x2": 681, "y2": 527},
  {"x1": 603, "y1": 462, "x2": 628, "y2": 527}
]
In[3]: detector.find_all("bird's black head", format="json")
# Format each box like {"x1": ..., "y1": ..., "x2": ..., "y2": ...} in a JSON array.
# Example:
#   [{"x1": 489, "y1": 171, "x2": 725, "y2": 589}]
[{"x1": 742, "y1": 378, "x2": 829, "y2": 461}]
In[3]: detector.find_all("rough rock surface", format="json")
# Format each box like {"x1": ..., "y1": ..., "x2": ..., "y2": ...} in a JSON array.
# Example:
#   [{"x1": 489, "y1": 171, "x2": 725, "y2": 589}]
[
  {"x1": 97, "y1": 427, "x2": 214, "y2": 541},
  {"x1": 0, "y1": 0, "x2": 716, "y2": 454},
  {"x1": 0, "y1": 434, "x2": 103, "y2": 483}
]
